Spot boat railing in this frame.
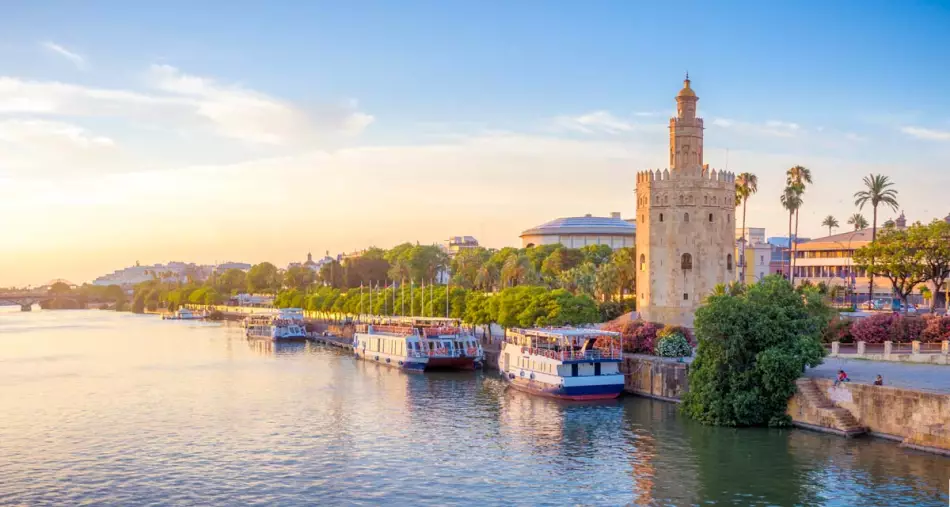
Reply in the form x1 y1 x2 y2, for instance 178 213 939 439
422 326 460 337
368 325 417 336
518 347 622 361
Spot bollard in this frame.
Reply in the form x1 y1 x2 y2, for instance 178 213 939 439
912 340 921 355
942 340 949 355
831 341 840 357
857 341 866 356
884 341 893 359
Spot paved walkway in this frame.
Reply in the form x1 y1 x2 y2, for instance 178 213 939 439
807 357 950 394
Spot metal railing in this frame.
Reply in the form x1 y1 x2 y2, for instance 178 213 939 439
518 347 622 361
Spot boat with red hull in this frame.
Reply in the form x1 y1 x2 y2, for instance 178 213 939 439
352 317 484 372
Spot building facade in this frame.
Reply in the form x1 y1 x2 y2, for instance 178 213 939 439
635 78 736 327
519 212 636 249
445 236 479 256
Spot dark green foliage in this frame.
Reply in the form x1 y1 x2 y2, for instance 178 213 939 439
681 275 826 427
654 333 692 358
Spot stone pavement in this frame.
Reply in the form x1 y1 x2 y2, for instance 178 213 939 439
806 356 950 394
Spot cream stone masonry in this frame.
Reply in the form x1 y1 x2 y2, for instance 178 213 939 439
635 77 736 327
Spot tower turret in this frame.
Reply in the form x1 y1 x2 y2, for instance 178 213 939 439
669 74 704 171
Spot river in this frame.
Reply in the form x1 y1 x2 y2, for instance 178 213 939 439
1 308 947 506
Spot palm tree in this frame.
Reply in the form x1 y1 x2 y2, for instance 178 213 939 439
735 172 758 281
854 174 899 303
786 165 812 285
821 215 839 236
475 264 498 293
847 213 869 231
781 185 803 283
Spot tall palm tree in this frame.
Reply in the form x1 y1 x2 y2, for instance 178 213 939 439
854 174 899 303
847 213 869 231
781 185 803 283
735 172 758 281
786 165 812 284
821 215 839 236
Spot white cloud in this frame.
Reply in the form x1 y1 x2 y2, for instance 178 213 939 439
43 42 86 70
0 119 125 177
0 66 374 148
712 117 801 137
553 110 644 134
901 126 950 141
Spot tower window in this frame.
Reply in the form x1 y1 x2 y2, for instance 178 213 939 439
684 213 689 222
660 213 664 222
640 254 646 271
727 254 733 271
683 293 689 300
681 253 692 270
709 213 713 222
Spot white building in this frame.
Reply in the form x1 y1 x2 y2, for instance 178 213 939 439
520 212 636 249
445 236 479 256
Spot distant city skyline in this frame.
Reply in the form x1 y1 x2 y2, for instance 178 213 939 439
2 1 949 286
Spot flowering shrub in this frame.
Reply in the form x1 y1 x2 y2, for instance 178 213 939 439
823 315 854 344
601 319 663 353
921 314 950 342
655 333 692 358
850 313 926 343
658 324 695 346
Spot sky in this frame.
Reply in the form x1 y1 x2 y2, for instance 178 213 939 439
1 1 950 286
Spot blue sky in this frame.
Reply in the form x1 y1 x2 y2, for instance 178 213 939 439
1 1 949 285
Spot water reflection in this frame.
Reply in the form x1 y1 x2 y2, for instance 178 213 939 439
0 309 947 506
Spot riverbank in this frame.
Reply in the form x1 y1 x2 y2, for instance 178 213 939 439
618 354 950 456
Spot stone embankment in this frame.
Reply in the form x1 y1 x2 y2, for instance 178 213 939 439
618 355 950 456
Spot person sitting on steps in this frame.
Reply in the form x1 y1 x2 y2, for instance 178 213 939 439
873 374 883 386
834 369 850 387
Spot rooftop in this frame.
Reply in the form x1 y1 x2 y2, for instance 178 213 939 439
520 214 636 237
796 228 879 251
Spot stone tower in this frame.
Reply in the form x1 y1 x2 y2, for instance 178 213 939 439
635 77 736 327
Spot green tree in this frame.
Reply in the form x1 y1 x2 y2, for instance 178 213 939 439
610 247 636 300
247 262 280 294
48 281 72 296
475 263 499 293
463 291 495 338
853 224 925 312
559 262 597 296
501 253 536 288
821 215 839 236
735 172 758 277
681 276 826 427
217 268 247 295
911 220 950 312
847 213 868 231
854 174 899 302
580 244 613 267
595 262 620 301
284 265 316 291
524 244 562 273
345 254 390 288
319 259 345 288
786 165 812 283
540 247 584 282
780 185 803 281
451 247 491 289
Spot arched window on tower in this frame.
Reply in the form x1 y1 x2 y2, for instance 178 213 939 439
639 254 646 271
704 195 708 205
684 213 689 222
660 213 664 222
681 253 692 270
709 213 713 222
727 254 733 271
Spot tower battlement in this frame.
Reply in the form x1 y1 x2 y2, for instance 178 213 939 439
634 77 737 328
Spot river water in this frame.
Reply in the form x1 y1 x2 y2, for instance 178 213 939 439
1 309 948 506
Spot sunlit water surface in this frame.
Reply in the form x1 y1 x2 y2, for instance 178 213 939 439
1 309 948 506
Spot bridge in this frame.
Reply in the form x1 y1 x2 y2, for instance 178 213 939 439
0 291 64 311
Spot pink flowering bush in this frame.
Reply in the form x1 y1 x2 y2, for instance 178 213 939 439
921 314 950 342
850 313 926 343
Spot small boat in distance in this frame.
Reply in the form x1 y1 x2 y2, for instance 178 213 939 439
499 328 624 401
245 308 308 342
162 308 206 320
352 317 484 371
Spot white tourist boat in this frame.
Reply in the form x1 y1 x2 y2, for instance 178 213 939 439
352 317 484 371
162 307 206 320
244 308 308 341
499 328 624 400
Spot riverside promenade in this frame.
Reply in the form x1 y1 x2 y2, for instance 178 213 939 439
807 357 950 393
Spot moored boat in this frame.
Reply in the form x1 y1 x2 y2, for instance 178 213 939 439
244 308 307 341
499 328 624 400
352 317 484 372
162 308 206 320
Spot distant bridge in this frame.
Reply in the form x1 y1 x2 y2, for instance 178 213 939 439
0 291 67 311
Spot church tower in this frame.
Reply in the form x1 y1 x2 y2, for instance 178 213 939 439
635 77 736 327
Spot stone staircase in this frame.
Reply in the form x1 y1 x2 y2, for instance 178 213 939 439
794 378 866 437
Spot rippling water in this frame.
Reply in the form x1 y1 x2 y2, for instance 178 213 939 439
1 308 948 506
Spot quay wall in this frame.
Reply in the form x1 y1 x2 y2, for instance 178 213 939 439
621 354 690 402
787 380 950 455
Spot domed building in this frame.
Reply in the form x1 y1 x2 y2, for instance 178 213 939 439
519 212 636 249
